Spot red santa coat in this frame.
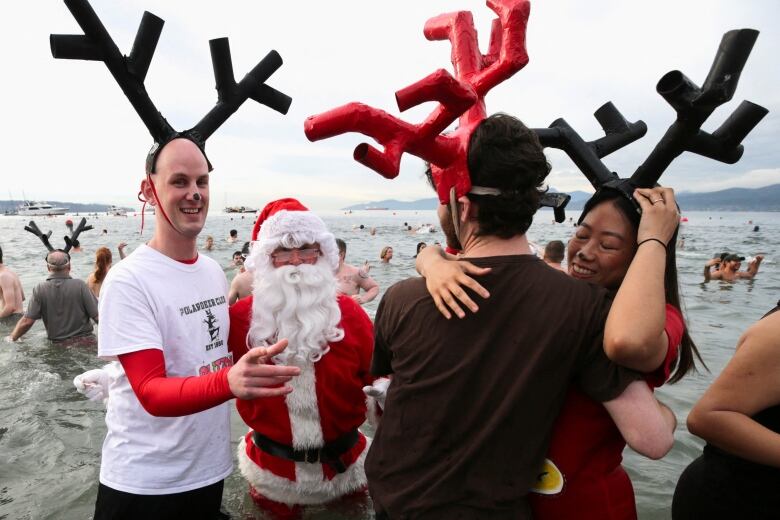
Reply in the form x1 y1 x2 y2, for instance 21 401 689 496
228 294 375 506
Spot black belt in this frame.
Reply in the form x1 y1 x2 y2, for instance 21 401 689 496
252 429 360 474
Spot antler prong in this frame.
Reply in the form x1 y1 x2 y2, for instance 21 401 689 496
192 47 291 141
127 12 164 82
533 102 646 189
49 34 101 61
24 221 55 252
630 29 767 187
63 217 93 253
51 0 174 143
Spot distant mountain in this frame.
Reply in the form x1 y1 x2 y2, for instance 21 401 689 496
674 184 780 211
0 200 132 214
343 198 439 211
342 185 780 211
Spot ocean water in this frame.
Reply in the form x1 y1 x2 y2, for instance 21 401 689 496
0 209 777 519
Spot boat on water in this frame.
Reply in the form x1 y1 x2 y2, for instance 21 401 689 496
224 206 257 214
107 205 128 216
17 201 68 216
365 207 388 210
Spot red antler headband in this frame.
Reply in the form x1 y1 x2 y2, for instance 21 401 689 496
304 0 530 205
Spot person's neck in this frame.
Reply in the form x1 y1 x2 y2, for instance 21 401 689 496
460 232 533 258
148 229 198 261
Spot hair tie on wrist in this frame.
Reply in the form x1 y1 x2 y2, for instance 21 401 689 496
637 237 667 250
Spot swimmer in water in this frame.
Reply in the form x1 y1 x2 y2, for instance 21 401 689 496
380 246 393 263
335 239 379 305
0 246 25 324
704 253 763 282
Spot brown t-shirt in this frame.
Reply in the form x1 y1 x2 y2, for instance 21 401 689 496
367 255 640 520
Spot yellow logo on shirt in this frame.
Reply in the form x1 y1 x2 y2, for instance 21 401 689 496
531 458 564 495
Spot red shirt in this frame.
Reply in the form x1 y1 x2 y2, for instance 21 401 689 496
529 304 685 520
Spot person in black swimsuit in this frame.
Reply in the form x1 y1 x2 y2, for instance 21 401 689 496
672 301 780 519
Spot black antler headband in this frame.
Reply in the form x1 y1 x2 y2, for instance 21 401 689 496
538 29 767 217
25 217 92 254
50 0 292 173
63 217 94 253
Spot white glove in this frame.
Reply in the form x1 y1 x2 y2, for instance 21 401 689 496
363 377 391 410
74 367 112 404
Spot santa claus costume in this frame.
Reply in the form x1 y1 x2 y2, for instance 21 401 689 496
228 199 376 517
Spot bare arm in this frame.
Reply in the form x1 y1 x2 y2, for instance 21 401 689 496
0 275 19 318
9 317 36 342
355 273 379 304
603 379 676 459
415 245 491 319
117 242 127 260
703 258 720 282
228 275 241 305
605 187 678 372
687 312 780 467
229 270 252 305
742 255 763 279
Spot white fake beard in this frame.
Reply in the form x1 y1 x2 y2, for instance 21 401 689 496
249 261 344 366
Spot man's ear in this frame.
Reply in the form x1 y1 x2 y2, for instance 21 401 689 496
457 196 473 223
140 177 157 206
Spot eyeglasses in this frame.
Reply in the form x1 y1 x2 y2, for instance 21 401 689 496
271 248 320 265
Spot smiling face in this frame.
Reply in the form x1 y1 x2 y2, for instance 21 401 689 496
146 138 210 240
567 201 637 290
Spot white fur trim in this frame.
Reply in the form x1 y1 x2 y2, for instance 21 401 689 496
285 361 324 449
248 210 339 274
237 434 370 506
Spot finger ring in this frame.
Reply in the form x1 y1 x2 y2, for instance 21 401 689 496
651 198 664 204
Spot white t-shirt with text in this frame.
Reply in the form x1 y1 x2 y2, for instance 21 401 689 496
97 245 233 494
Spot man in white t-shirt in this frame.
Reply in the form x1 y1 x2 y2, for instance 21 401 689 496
94 138 300 519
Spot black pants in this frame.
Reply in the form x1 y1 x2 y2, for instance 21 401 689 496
94 480 227 520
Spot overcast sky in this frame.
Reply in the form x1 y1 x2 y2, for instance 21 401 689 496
3 1 778 210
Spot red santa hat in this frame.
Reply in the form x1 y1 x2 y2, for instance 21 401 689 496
247 198 339 273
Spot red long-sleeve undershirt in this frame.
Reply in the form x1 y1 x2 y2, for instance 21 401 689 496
118 348 234 417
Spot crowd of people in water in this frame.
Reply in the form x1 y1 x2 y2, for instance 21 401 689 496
0 142 775 520
2 0 777 518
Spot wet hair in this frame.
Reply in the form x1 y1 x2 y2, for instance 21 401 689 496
241 241 250 256
232 250 243 259
416 242 427 255
544 240 565 263
229 229 237 237
93 247 113 284
336 238 347 255
0 245 3 264
578 189 705 383
380 246 392 260
465 114 551 238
